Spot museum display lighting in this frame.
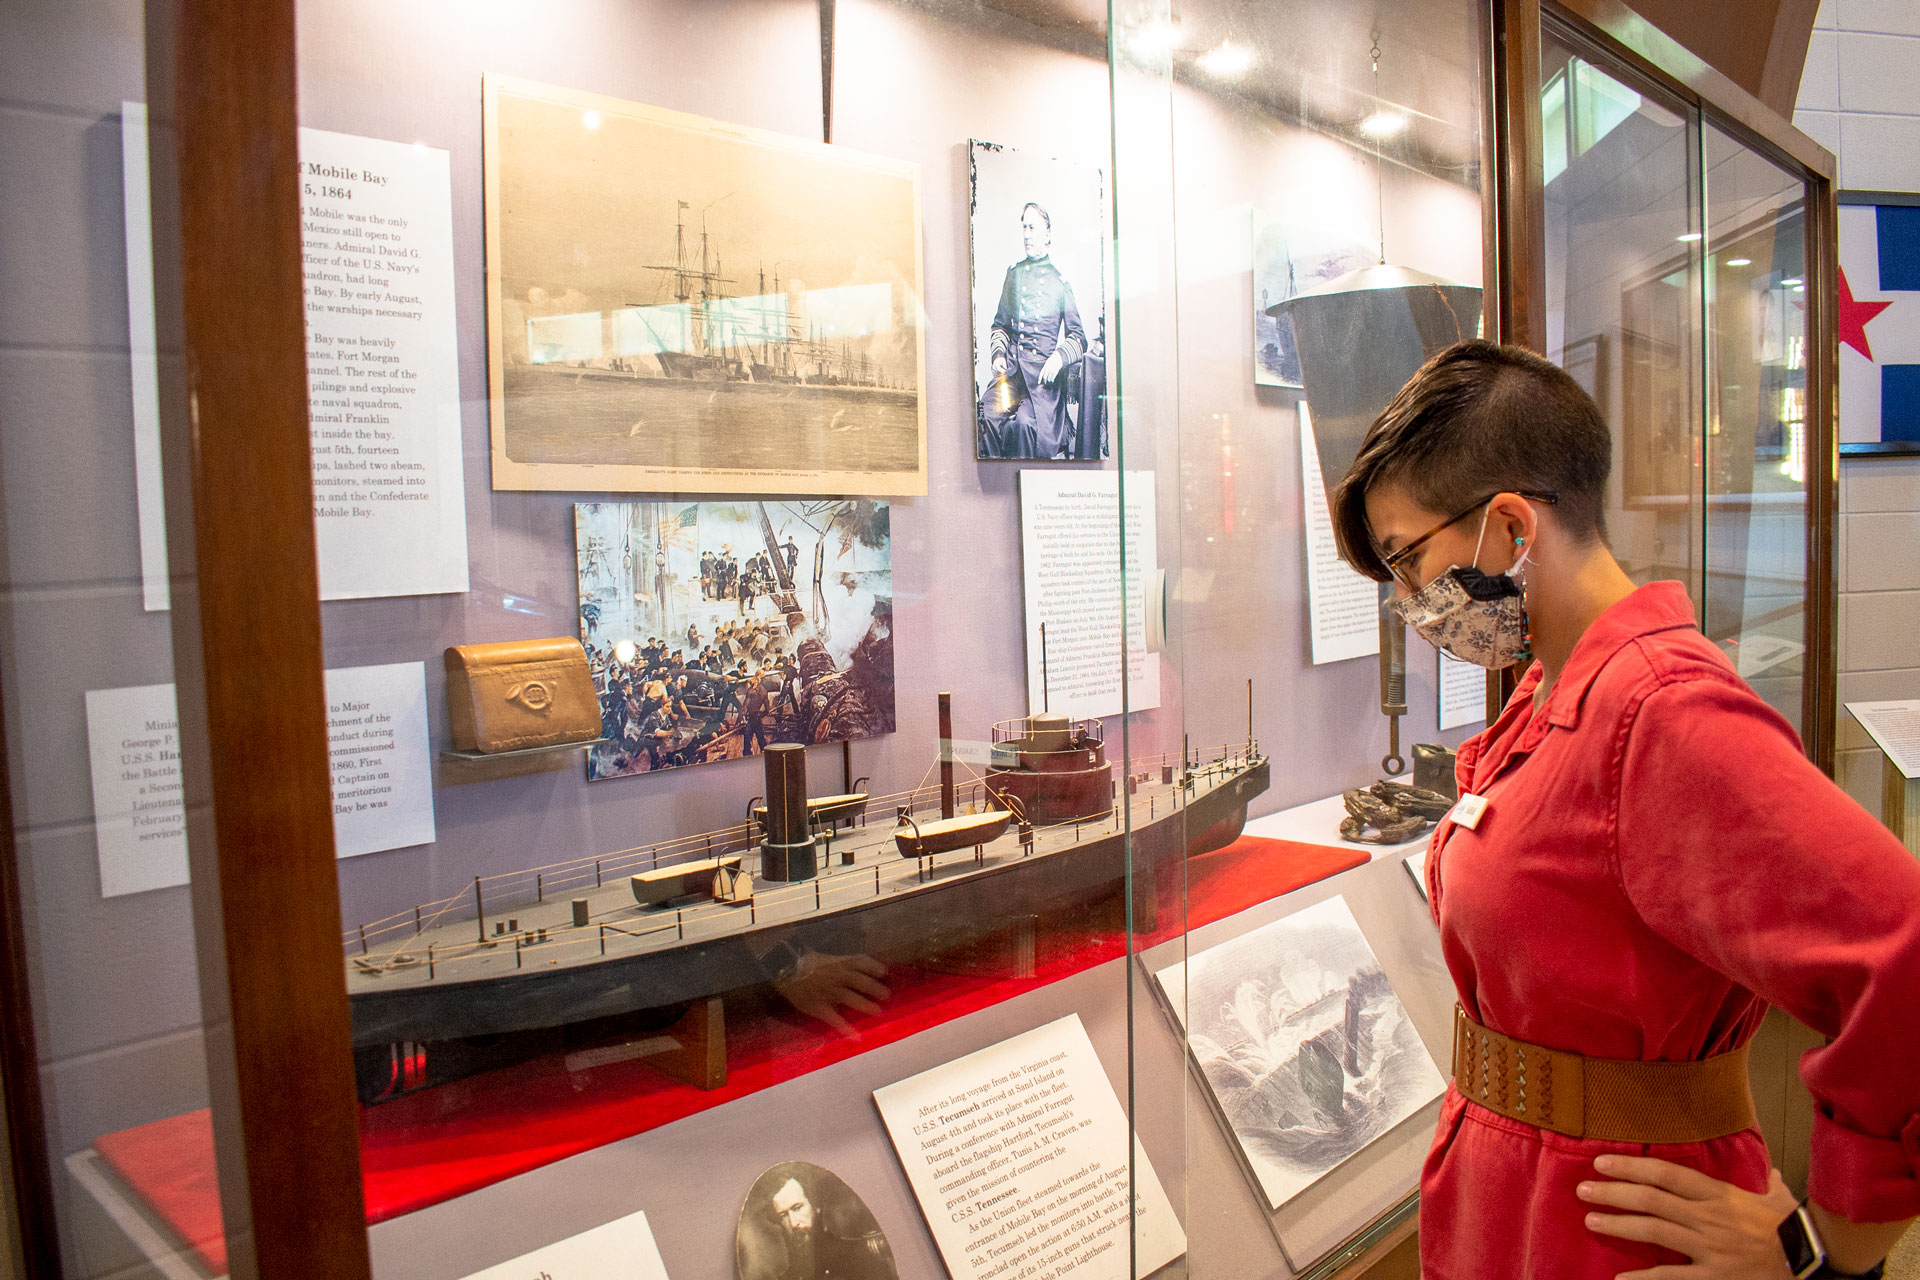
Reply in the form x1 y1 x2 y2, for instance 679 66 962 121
1198 40 1255 79
1782 276 1804 286
1124 15 1181 62
1676 231 1702 242
1358 109 1408 138
1726 256 1752 266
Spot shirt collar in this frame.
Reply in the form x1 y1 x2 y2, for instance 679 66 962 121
1540 580 1699 729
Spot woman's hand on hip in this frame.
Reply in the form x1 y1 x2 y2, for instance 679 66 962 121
1577 1153 1799 1279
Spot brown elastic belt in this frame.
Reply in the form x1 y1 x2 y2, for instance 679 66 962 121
1451 1007 1757 1143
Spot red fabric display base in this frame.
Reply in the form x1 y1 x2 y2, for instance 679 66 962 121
94 1108 229 1276
87 834 1368 1256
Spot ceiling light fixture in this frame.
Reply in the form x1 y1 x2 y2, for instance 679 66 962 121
1781 276 1804 286
1725 256 1752 266
581 109 602 130
1359 110 1408 138
1676 231 1702 242
1125 16 1181 61
1198 40 1255 79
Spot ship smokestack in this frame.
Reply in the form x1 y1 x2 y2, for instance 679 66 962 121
759 743 818 882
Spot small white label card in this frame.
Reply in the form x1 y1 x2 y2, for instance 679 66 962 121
874 1013 1185 1280
1845 700 1920 781
86 683 188 897
1438 651 1486 731
456 1209 671 1280
1449 792 1489 831
1300 403 1381 666
326 662 435 857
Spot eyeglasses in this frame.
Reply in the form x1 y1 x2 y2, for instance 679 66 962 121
1378 490 1559 590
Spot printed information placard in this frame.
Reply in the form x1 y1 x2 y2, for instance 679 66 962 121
1018 471 1160 719
85 683 187 898
1299 404 1380 665
873 1014 1184 1280
326 661 436 857
457 1209 670 1280
301 127 469 600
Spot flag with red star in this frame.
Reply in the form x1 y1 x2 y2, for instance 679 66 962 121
1839 202 1920 445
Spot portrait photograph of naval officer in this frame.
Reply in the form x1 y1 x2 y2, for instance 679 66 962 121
968 140 1109 461
735 1161 898 1280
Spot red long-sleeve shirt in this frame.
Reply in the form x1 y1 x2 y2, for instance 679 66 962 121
1418 581 1920 1279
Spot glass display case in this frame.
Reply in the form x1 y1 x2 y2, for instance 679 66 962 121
0 0 1836 1277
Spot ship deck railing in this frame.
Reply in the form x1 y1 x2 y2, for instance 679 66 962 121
341 740 1261 962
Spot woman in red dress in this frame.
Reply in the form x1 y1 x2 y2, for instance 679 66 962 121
1331 341 1920 1279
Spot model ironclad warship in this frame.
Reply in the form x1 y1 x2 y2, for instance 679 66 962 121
345 691 1268 1101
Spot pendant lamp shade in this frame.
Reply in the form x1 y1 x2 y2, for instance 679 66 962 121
1267 264 1483 493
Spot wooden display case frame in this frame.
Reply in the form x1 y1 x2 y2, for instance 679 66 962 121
0 0 1835 1276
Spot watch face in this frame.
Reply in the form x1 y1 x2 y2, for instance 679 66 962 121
1777 1207 1823 1278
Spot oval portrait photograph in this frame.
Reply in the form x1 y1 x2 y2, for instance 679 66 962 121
735 1160 898 1280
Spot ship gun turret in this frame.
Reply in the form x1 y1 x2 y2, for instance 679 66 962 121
984 713 1112 823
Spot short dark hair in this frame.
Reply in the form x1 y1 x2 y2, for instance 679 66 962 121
1020 201 1051 229
1330 340 1612 581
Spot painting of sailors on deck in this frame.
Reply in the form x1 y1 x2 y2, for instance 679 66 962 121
574 499 895 781
969 140 1109 460
485 76 926 496
1154 896 1445 1210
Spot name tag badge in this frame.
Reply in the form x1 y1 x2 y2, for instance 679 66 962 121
1450 793 1490 831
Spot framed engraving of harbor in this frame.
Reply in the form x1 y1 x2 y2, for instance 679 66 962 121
1154 895 1445 1211
484 76 927 495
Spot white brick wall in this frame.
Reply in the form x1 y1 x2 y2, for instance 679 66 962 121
1797 0 1920 190
1797 6 1920 819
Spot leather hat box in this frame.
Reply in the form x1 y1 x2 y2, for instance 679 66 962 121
444 638 601 753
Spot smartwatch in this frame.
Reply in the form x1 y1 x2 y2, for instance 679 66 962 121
1777 1203 1827 1279
1778 1203 1888 1279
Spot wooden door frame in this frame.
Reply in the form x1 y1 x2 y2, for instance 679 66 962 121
142 0 373 1274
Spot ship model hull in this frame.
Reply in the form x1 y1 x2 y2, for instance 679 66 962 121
348 754 1268 1055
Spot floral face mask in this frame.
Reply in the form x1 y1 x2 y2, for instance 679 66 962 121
1388 508 1534 669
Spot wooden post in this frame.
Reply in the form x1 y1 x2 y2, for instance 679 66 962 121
474 876 485 943
414 904 421 934
143 0 373 1269
1885 759 1919 856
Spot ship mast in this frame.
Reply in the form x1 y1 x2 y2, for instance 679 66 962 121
643 200 734 362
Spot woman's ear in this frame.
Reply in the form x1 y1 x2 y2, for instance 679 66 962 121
1484 492 1539 571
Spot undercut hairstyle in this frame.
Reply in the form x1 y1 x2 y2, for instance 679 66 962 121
1330 339 1613 582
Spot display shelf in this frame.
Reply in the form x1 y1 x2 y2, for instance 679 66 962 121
437 738 607 764
1243 780 1432 862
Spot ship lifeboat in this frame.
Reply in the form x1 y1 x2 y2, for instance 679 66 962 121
892 809 1012 864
